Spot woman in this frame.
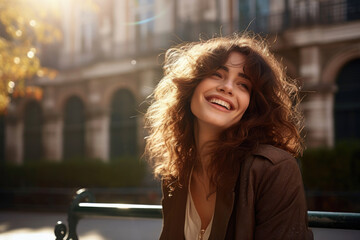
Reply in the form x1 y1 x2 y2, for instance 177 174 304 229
145 33 313 240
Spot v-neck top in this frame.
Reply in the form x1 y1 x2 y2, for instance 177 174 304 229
184 170 214 240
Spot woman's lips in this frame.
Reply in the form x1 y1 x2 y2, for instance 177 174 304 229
205 95 234 110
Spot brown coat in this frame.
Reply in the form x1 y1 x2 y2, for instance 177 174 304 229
159 144 314 240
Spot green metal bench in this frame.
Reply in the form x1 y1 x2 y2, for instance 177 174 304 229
54 188 360 240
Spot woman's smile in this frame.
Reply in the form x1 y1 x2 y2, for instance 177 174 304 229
206 95 233 111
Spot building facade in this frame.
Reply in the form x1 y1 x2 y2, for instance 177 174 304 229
263 0 360 147
4 0 360 164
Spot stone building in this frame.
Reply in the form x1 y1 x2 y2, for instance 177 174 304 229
4 0 360 164
260 0 360 147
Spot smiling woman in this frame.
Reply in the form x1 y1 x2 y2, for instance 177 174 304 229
190 52 251 133
145 33 313 240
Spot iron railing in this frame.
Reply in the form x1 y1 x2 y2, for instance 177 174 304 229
54 188 360 240
241 0 360 33
44 1 360 70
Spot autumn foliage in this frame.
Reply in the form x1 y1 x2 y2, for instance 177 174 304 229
0 0 63 113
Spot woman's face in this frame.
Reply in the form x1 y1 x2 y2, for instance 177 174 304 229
190 51 251 132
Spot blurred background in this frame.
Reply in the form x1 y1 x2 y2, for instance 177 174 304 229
0 0 359 236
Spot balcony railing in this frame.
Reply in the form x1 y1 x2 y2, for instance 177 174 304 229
42 1 360 70
244 0 360 33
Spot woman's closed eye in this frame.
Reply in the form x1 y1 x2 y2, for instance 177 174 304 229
212 72 223 78
237 81 250 91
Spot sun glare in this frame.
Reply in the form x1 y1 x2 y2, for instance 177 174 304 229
27 50 35 59
15 30 22 37
124 0 173 26
13 57 20 64
29 20 37 27
8 81 15 89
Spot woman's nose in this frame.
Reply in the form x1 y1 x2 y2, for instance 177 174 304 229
217 79 233 95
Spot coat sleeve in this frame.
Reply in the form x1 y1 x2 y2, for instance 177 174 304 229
253 157 314 240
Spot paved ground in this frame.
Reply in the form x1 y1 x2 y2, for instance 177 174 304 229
1 211 359 239
0 211 162 240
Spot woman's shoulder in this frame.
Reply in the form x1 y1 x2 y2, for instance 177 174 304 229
251 144 298 166
247 144 305 203
247 144 301 179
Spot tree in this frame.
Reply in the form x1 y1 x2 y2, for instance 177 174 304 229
0 0 63 113
0 0 97 113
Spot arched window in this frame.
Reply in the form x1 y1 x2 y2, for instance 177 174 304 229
24 101 43 161
109 89 137 159
334 58 360 142
63 96 85 160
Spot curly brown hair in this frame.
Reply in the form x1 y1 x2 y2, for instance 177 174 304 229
145 33 304 187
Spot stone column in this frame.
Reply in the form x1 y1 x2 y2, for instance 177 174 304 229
5 113 23 164
42 86 63 161
301 93 329 147
85 79 109 161
43 113 63 161
85 108 109 162
300 46 321 85
300 46 334 147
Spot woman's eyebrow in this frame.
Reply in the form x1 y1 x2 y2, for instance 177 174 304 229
239 72 250 80
219 66 250 80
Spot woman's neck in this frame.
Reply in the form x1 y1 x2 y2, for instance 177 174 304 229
193 120 221 175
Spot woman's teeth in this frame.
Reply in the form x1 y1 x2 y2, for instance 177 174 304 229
209 98 230 110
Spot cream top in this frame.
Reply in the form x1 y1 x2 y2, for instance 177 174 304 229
184 171 214 240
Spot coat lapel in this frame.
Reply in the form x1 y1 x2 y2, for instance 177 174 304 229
160 179 188 239
209 164 240 240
